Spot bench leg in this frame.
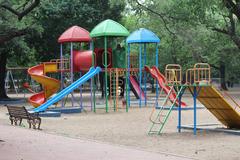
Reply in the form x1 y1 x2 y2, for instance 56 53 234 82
9 116 14 125
27 119 32 129
13 118 21 126
32 121 36 129
36 118 41 130
29 119 37 129
28 119 41 130
14 118 18 125
19 118 22 126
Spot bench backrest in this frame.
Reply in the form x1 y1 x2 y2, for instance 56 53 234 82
6 106 30 119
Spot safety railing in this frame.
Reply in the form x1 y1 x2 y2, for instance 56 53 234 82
49 59 70 72
165 64 182 85
186 63 211 85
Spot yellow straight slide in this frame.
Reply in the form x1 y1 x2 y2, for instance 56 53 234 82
189 86 240 129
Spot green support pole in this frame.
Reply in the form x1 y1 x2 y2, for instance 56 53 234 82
92 42 96 112
104 36 108 112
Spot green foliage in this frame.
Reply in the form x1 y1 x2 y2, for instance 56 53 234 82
126 0 240 82
0 0 42 67
27 0 126 62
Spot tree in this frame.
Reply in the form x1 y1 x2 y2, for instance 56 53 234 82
128 0 240 89
0 0 41 99
0 0 126 99
27 0 126 62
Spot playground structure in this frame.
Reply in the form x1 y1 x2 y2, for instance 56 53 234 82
126 28 160 108
24 21 189 116
148 63 240 135
28 62 61 107
4 18 238 136
27 20 150 113
27 25 97 113
90 19 130 113
2 20 237 134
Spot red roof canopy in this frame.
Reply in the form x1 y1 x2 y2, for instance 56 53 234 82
58 26 91 43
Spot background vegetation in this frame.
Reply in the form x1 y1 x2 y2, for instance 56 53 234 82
0 0 240 99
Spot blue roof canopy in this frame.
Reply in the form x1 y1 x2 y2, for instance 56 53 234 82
126 28 160 44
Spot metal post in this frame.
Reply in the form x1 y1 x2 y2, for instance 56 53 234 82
155 43 159 108
124 43 130 112
70 42 74 107
79 72 83 110
139 43 142 107
127 43 130 109
90 42 93 111
144 43 147 106
79 43 83 110
193 86 197 135
178 92 182 133
104 36 108 112
91 41 96 112
113 69 116 112
60 44 64 108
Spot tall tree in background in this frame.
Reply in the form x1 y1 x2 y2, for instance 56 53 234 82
129 0 240 89
28 0 125 62
0 0 40 99
0 0 125 99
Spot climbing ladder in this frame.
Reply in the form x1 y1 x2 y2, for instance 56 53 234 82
148 85 185 135
148 64 185 135
109 68 125 111
109 69 118 111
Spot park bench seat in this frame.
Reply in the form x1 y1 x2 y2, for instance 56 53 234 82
6 105 41 129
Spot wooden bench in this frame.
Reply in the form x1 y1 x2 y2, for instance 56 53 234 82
6 105 41 129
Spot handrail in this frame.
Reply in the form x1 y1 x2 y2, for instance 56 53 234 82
165 64 182 84
186 63 211 85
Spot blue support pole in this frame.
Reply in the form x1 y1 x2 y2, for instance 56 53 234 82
178 92 182 133
193 86 197 135
144 43 147 106
127 44 131 107
139 43 142 107
60 44 64 108
155 43 159 108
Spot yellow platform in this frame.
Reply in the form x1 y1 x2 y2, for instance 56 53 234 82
189 86 240 129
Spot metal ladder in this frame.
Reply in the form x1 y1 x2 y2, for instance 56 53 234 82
148 85 185 135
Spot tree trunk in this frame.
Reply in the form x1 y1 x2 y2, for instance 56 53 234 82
219 61 227 90
0 51 9 99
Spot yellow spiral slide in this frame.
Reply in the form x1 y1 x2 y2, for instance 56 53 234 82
28 62 60 107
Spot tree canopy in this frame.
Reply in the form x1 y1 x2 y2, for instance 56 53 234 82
126 0 240 88
0 0 240 99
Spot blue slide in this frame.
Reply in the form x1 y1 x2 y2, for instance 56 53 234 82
34 67 101 112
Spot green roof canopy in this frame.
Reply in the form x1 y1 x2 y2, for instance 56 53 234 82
90 19 130 37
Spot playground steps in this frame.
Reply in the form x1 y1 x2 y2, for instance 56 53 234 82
148 86 185 135
189 86 240 129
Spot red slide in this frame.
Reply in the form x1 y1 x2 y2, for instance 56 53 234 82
129 76 146 100
144 66 187 107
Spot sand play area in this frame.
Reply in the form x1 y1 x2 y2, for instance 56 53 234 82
0 89 240 160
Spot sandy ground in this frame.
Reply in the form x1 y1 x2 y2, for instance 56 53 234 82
0 88 240 160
